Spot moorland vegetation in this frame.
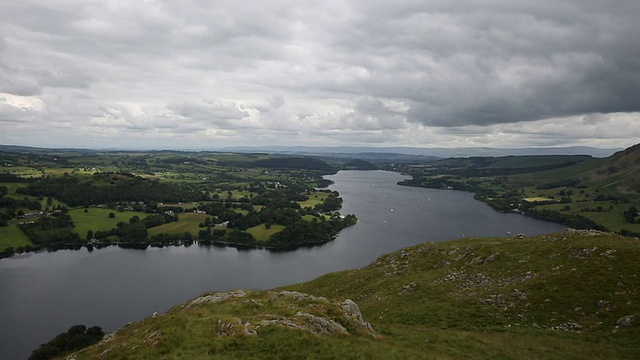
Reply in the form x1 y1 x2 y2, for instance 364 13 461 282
58 230 640 359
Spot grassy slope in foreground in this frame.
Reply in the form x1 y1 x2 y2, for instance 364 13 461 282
66 231 639 359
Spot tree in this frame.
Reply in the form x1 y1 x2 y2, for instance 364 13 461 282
108 212 115 219
623 206 638 224
28 324 104 360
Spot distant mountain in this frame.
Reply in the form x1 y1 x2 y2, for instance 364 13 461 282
1 144 621 159
252 156 337 172
221 145 619 158
591 143 640 193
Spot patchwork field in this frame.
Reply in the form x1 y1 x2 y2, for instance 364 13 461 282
148 212 212 237
298 191 330 208
246 223 286 242
69 208 149 238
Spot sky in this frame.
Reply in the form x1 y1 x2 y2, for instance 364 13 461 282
1 0 639 150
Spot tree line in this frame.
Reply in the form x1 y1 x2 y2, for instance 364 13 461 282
16 173 205 207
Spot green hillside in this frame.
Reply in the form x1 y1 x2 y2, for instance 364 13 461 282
590 143 640 194
62 231 639 359
398 143 640 235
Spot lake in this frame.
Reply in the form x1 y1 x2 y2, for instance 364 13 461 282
0 170 565 359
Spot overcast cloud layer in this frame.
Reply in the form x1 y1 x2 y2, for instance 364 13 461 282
1 0 639 150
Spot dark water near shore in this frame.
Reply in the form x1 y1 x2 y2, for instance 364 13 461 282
0 171 565 359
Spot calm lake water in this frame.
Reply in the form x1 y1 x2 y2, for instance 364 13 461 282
0 171 565 359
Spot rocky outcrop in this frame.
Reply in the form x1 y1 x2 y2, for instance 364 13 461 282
263 292 375 337
616 315 635 328
341 299 375 335
564 228 606 236
183 289 247 309
181 290 375 338
216 318 258 337
551 322 583 331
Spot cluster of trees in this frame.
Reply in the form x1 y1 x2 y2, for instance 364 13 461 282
252 157 337 172
526 209 607 231
232 208 302 230
197 215 358 250
197 228 257 246
0 172 25 182
149 231 194 244
400 176 479 193
17 173 205 207
92 213 179 243
314 192 343 212
251 187 308 207
18 213 82 246
268 215 357 249
623 206 638 224
29 325 104 360
0 185 44 226
193 186 355 249
196 187 344 229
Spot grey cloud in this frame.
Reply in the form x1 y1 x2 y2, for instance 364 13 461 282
165 99 249 127
0 75 42 97
1 0 639 149
269 95 285 109
334 1 640 127
341 96 407 130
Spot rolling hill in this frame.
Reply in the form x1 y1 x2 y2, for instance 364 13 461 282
591 143 640 194
60 230 639 359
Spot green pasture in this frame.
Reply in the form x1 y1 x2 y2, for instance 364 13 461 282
147 212 211 237
538 201 640 232
0 182 23 194
153 171 208 183
208 189 255 200
0 182 65 210
519 186 596 202
0 225 31 251
159 202 199 210
228 190 252 199
246 223 285 242
69 208 149 238
298 191 329 208
42 168 75 177
1 166 43 178
302 214 329 222
73 168 100 175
